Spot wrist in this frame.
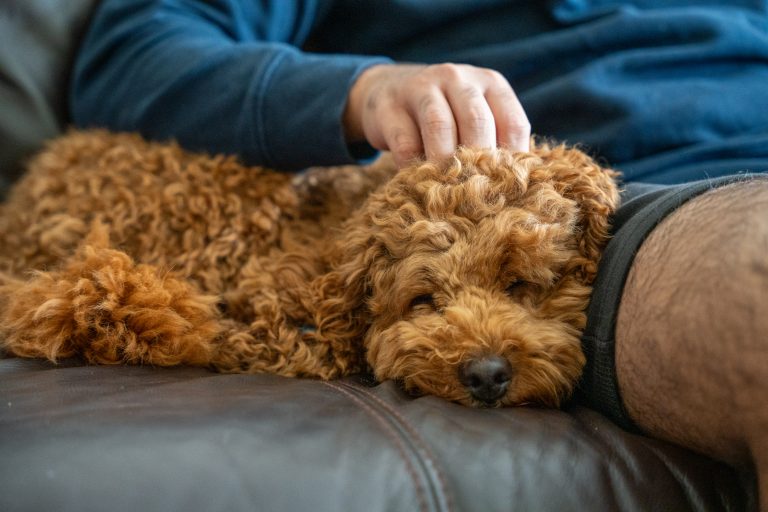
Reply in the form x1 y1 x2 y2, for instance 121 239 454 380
343 64 389 143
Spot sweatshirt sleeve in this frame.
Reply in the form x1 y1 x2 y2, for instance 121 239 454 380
70 0 391 170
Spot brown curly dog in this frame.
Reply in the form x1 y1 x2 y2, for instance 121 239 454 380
0 130 618 407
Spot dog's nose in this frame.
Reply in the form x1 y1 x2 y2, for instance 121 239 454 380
459 355 512 404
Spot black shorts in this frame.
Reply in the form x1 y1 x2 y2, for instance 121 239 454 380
576 173 767 431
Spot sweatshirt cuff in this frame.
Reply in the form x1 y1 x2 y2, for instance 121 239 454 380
250 47 391 170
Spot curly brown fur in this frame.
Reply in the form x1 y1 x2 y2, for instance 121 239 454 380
0 130 618 407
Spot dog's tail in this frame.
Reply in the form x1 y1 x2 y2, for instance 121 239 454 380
0 221 221 367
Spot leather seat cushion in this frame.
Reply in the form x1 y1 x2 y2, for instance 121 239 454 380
0 358 750 512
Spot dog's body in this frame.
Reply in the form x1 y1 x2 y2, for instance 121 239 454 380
0 131 619 407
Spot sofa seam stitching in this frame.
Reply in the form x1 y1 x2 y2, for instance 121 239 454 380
342 383 454 512
321 380 430 512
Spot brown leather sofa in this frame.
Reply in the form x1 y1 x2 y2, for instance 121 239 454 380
0 1 755 510
0 358 752 511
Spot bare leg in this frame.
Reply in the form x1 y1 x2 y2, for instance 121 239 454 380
616 180 768 509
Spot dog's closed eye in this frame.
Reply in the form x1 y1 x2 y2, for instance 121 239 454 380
504 280 528 298
409 294 437 313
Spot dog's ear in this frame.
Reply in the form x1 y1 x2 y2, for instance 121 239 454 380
531 142 620 283
308 206 386 360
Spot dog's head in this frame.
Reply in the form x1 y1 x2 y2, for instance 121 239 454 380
313 144 619 407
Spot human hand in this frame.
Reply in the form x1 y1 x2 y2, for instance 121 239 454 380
343 63 530 168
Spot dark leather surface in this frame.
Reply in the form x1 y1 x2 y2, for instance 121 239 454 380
0 358 750 512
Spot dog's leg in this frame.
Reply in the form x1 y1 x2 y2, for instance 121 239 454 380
210 319 357 379
212 319 348 380
0 223 221 367
208 253 365 379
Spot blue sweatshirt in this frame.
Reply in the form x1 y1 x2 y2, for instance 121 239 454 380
72 0 768 182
